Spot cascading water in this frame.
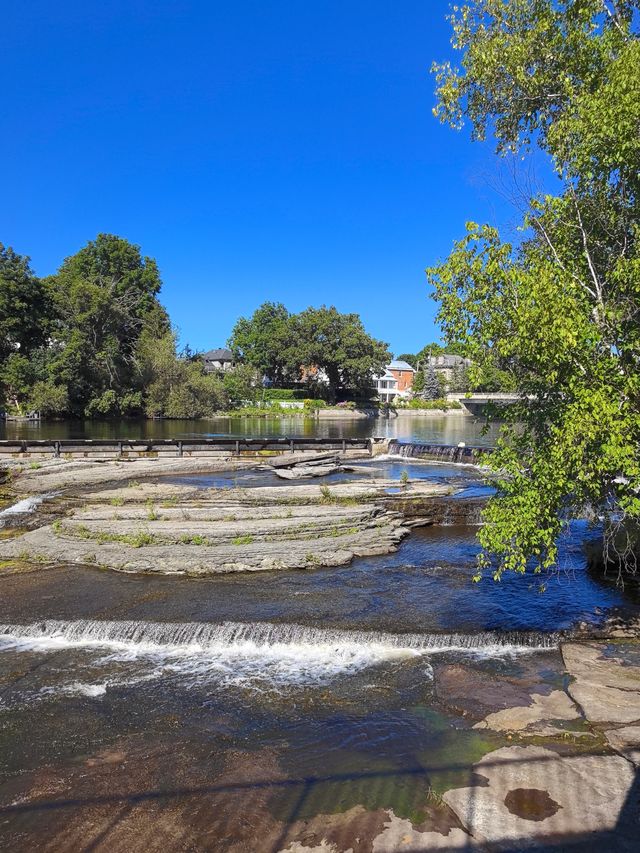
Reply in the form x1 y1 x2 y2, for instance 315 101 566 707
387 440 482 464
0 619 561 695
0 492 59 526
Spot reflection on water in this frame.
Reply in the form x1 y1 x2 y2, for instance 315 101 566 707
0 414 502 445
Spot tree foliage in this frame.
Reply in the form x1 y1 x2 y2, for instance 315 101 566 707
429 0 640 581
140 330 226 418
45 233 170 415
423 364 442 400
229 302 390 400
0 234 176 417
228 302 295 386
0 244 50 364
293 306 390 400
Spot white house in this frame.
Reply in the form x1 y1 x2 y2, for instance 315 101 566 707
202 348 236 373
373 360 415 403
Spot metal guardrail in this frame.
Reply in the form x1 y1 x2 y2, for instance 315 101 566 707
0 437 372 457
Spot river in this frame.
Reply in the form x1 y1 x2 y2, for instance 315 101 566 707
0 413 502 446
0 442 638 850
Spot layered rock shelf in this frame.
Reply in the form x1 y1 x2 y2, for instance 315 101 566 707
0 458 455 574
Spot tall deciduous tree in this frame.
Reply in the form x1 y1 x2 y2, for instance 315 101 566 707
45 234 170 415
0 244 50 361
293 306 390 401
429 0 640 581
228 302 295 385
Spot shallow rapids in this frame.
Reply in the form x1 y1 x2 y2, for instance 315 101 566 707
0 619 560 695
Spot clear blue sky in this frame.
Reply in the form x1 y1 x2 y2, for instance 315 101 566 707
3 0 520 356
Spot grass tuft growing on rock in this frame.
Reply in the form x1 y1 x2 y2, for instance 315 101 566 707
232 534 254 545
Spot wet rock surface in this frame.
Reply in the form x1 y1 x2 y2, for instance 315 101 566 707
563 642 640 724
442 745 637 850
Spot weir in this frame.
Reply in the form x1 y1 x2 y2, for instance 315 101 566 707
0 436 373 460
387 439 485 463
0 619 560 653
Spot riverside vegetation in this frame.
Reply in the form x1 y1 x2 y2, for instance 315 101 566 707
430 0 640 583
0 239 393 419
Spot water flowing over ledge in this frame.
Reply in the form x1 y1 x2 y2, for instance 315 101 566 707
387 440 484 463
0 492 58 525
0 620 561 691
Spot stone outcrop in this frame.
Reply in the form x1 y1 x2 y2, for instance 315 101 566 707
0 461 459 574
562 642 640 724
473 689 581 736
442 745 637 850
269 452 343 479
603 725 640 766
1 457 255 494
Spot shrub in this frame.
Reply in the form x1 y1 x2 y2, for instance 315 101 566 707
407 398 462 411
263 388 308 401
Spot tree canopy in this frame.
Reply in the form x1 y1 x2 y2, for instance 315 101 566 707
0 244 50 363
0 234 208 418
229 302 390 400
429 0 640 581
228 302 295 386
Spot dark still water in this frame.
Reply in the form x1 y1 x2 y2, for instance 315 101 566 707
0 413 501 445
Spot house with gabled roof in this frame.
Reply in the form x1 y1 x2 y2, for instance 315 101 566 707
373 359 415 403
202 348 236 373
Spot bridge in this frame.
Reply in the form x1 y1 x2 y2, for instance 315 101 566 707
447 393 521 417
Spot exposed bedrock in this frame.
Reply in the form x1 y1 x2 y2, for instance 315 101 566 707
380 494 485 527
0 457 488 575
1 477 458 574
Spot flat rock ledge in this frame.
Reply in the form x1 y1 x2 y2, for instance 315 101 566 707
1 456 255 494
0 475 458 574
441 745 637 850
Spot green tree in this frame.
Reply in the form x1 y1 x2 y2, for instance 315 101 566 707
429 0 640 581
45 233 169 415
423 363 442 400
293 306 390 401
396 353 418 368
223 364 259 406
140 330 226 418
0 243 50 362
28 381 69 417
412 369 425 396
228 302 295 385
1 354 35 415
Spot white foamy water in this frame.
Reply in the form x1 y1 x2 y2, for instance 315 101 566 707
0 492 59 525
0 620 559 692
41 681 108 698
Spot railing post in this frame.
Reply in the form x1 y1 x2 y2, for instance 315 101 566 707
178 440 183 457
54 441 60 459
235 440 240 456
290 439 294 454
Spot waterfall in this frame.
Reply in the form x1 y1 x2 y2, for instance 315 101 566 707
0 620 560 692
0 619 559 654
387 441 483 464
